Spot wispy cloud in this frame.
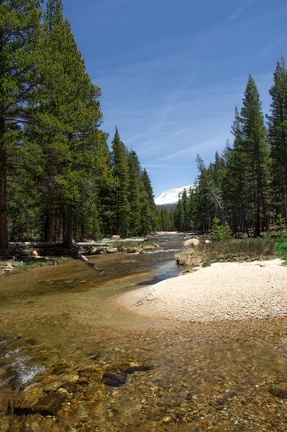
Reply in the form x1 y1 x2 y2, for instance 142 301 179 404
225 0 254 24
66 0 287 196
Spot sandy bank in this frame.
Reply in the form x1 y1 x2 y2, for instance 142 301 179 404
118 259 287 323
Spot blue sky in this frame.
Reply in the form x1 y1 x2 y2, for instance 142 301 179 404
63 0 287 198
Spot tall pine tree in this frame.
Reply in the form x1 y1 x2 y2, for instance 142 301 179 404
0 0 42 250
111 128 130 236
240 75 270 236
128 150 142 235
34 0 103 246
140 168 157 234
267 56 287 220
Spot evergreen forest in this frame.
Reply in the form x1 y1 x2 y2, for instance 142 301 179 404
3 1 287 248
0 0 158 251
172 59 287 237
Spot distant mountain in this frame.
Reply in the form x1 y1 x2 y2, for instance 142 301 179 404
154 185 193 206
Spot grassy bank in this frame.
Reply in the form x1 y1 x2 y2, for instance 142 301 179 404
176 237 287 268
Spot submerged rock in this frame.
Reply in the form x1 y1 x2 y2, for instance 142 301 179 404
10 383 68 416
101 371 127 387
101 364 154 387
124 365 154 374
269 387 287 399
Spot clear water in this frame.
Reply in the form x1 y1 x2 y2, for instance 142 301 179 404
0 233 287 431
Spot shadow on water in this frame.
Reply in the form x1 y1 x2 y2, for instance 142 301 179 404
136 259 182 286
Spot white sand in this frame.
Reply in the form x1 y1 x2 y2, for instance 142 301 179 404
118 259 287 323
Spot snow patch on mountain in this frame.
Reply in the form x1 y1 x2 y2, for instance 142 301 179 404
155 185 193 205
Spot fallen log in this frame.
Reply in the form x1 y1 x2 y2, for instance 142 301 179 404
73 242 108 247
9 242 64 248
71 245 103 272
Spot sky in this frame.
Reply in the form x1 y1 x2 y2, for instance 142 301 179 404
62 0 287 198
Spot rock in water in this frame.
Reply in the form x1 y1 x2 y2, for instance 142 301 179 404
101 372 127 387
124 365 154 374
269 387 287 399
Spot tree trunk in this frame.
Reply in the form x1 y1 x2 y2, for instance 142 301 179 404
254 202 261 237
45 207 55 242
0 121 8 252
62 206 73 248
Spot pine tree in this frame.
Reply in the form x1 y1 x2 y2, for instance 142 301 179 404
223 109 251 235
140 169 157 234
34 0 103 246
128 150 142 235
72 129 111 240
240 75 270 236
175 189 192 231
156 208 175 231
0 0 42 250
195 155 218 232
175 199 185 231
45 0 63 29
267 56 287 220
111 128 130 236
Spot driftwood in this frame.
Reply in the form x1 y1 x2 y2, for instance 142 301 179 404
71 245 104 272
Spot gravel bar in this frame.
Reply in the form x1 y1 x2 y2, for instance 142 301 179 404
119 259 287 322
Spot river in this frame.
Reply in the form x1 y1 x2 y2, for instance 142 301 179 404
0 233 287 431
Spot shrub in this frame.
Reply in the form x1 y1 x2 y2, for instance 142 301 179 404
211 218 232 242
276 214 287 241
275 238 287 263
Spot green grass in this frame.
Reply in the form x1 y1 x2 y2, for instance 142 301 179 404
176 237 278 267
114 241 156 250
275 239 287 264
1 256 71 274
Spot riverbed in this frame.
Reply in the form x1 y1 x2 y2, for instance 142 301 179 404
0 233 287 431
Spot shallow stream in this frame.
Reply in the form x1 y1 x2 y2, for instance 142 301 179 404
0 233 287 431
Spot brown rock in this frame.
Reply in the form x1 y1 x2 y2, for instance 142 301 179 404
269 387 287 399
127 247 141 253
101 371 127 387
12 389 67 416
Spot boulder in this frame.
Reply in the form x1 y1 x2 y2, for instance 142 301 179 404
126 247 141 253
182 238 200 247
106 247 118 254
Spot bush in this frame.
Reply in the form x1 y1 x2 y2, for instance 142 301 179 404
211 218 232 241
275 238 287 263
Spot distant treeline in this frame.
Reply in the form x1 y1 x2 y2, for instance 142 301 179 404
159 58 287 236
0 0 157 249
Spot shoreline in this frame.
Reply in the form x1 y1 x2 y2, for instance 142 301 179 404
118 259 287 323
